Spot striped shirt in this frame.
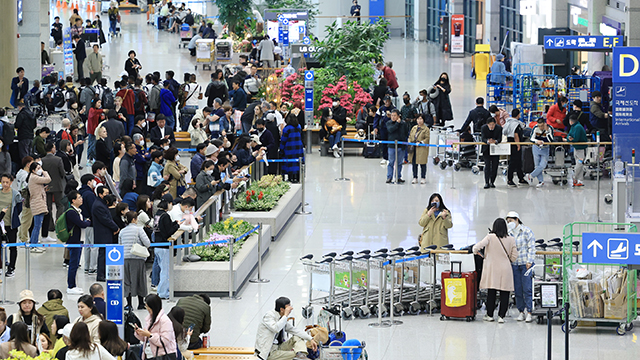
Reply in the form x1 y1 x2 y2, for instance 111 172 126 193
509 224 536 265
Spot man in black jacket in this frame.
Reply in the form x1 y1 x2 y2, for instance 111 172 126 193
72 35 86 81
386 109 409 184
457 97 492 133
79 174 98 275
331 98 348 133
481 116 503 189
563 100 594 133
66 190 91 295
150 114 175 146
14 101 36 160
41 142 67 239
92 186 119 282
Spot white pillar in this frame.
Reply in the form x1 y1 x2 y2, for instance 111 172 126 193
626 0 640 46
0 2 18 108
414 0 427 41
485 0 500 50
40 0 50 45
587 0 606 74
18 0 42 83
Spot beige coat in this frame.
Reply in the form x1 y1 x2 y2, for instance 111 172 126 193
28 171 51 216
418 209 453 251
473 234 518 291
408 125 430 164
164 160 187 198
74 314 102 344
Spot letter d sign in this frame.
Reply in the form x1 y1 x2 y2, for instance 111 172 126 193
621 54 639 77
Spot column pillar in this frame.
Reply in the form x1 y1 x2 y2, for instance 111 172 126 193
0 4 18 108
587 0 607 74
551 0 569 29
18 0 42 83
414 0 427 41
40 0 50 45
485 0 500 50
626 0 640 46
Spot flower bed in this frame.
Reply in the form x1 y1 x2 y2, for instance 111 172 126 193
191 218 257 261
233 175 291 211
8 351 54 360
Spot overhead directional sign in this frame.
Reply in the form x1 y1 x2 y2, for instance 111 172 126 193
582 232 640 265
543 35 622 50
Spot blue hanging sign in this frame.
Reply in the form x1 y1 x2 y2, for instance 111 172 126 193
582 232 640 265
106 245 124 325
543 35 622 50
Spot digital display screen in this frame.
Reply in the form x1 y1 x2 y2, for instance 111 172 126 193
267 20 306 45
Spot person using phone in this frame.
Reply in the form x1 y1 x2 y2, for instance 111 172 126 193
418 193 453 253
175 294 211 350
255 297 316 360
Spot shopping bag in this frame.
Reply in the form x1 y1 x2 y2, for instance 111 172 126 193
490 143 511 155
444 277 467 307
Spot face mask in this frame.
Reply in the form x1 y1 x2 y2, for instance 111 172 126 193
332 102 339 107
507 221 517 231
205 170 213 175
403 99 410 105
419 95 424 101
36 169 43 176
37 160 42 165
138 140 145 146
141 121 147 127
175 155 181 162
431 201 440 209
163 145 169 150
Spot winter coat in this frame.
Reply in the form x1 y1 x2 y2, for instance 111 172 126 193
41 153 67 193
472 233 518 291
91 197 119 245
433 82 453 121
254 310 312 360
189 153 205 181
74 314 102 344
408 124 430 164
187 121 208 146
37 299 70 331
135 309 177 360
205 80 229 106
164 160 186 198
418 208 453 250
175 295 211 349
279 125 304 174
195 170 220 209
119 223 151 260
546 103 567 130
28 171 51 216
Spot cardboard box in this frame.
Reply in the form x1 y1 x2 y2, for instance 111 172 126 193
603 292 627 320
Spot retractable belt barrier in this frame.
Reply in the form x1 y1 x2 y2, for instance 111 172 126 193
341 138 452 147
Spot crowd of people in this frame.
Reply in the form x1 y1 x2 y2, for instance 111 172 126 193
0 287 213 360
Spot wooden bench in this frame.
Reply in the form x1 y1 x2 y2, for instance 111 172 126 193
192 347 255 355
175 131 192 148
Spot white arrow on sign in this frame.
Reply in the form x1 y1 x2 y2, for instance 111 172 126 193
546 38 554 47
587 239 603 257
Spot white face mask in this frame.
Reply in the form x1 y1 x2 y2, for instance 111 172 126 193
37 160 42 165
205 169 213 175
138 140 145 146
0 142 4 148
507 221 517 231
332 102 339 107
36 169 43 176
175 155 180 162
141 121 147 127
163 145 169 150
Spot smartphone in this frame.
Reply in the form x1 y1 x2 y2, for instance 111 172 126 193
128 323 137 329
187 324 195 332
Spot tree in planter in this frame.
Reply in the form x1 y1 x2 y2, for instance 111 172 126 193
314 19 389 89
216 0 254 35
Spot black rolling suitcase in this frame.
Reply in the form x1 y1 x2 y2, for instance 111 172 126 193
522 146 535 174
363 125 380 158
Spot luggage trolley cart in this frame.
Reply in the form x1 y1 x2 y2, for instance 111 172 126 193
562 222 638 335
215 39 234 67
565 75 601 112
486 73 513 111
439 132 462 171
320 342 367 360
431 126 455 167
179 23 193 48
195 39 215 71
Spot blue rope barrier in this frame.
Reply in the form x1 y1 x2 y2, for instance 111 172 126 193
382 253 431 266
259 159 301 163
341 137 453 148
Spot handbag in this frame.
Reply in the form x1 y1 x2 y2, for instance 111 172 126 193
131 243 150 258
147 336 177 360
496 236 512 263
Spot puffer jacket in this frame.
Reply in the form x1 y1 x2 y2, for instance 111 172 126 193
37 299 69 331
254 310 312 360
119 223 151 260
135 309 177 360
28 171 51 216
74 314 102 344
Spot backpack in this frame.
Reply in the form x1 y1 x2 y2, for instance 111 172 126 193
177 83 188 108
124 309 142 344
133 89 147 114
2 121 15 149
55 208 74 243
102 88 115 109
53 88 66 108
64 87 78 104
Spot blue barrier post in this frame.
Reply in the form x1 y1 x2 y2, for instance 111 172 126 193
169 239 176 302
249 223 269 284
394 140 399 183
25 245 31 290
335 138 350 182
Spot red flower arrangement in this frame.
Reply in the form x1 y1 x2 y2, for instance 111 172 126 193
245 190 264 204
280 72 305 104
318 76 373 116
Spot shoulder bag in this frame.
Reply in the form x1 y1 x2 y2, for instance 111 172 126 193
147 336 177 360
496 235 512 263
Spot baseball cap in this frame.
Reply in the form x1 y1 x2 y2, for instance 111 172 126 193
60 323 73 338
506 211 519 219
250 134 262 145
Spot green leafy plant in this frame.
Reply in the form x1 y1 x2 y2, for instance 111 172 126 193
314 19 389 88
216 0 254 35
234 175 291 211
191 217 257 261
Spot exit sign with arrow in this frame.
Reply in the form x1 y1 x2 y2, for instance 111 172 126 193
581 232 640 265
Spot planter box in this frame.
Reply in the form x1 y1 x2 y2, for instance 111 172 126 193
174 225 272 297
230 184 301 240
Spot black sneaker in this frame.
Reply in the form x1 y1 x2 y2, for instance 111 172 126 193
397 179 405 184
484 184 491 189
507 181 517 187
386 179 393 184
518 179 529 185
5 269 15 278
490 183 496 188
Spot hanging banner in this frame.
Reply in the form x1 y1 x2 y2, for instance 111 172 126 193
63 27 74 78
451 14 464 54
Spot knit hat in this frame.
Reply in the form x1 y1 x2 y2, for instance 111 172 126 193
205 144 218 156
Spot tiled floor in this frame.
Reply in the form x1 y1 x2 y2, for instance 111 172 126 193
12 6 634 360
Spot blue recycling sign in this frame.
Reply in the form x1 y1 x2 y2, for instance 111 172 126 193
581 232 640 265
543 35 622 50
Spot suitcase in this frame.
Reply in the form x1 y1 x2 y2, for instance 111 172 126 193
363 125 380 158
522 145 535 174
440 261 477 321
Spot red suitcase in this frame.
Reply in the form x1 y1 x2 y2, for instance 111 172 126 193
440 261 478 321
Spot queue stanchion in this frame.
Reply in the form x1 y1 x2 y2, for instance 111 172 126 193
335 138 350 181
296 158 311 215
388 257 402 325
450 144 455 189
0 242 13 305
222 236 241 300
25 244 31 290
394 140 399 183
596 134 601 222
169 239 176 303
249 223 269 283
